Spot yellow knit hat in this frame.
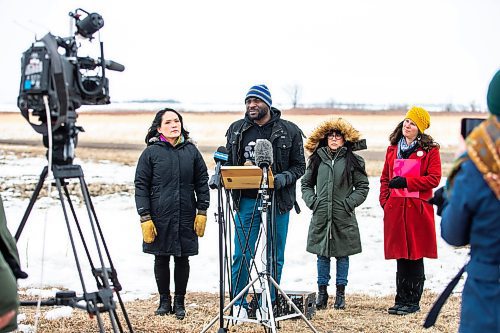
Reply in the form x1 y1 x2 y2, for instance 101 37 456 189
405 106 430 133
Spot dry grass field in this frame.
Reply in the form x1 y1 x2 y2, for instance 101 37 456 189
1 109 470 332
0 109 487 176
17 291 461 333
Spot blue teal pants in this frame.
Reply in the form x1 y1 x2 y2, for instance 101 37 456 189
317 255 349 286
231 197 290 308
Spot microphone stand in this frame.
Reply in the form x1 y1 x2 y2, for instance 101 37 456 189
211 163 228 333
202 161 318 333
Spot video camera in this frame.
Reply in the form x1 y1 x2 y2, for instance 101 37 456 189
17 8 124 165
460 118 484 139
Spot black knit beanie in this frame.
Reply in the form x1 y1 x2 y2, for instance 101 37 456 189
487 70 500 115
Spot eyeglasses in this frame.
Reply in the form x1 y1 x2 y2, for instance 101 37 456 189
327 133 343 139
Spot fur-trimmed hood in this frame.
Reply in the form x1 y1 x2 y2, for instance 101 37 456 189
305 118 365 154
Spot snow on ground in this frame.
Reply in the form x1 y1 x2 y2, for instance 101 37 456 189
1 155 468 303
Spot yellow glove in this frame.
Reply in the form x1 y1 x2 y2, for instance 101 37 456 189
194 212 207 237
140 216 157 243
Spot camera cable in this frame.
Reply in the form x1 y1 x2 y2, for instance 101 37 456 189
32 95 54 332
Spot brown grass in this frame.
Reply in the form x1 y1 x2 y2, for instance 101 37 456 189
1 109 480 176
18 291 461 333
6 110 465 332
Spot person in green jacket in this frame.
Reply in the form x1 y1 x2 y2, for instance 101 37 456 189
301 118 369 310
0 196 27 332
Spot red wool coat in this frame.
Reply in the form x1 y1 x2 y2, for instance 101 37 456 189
379 145 441 260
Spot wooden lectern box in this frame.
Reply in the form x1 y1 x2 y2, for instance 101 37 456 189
220 166 274 189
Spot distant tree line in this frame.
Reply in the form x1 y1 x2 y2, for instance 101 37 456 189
283 84 486 112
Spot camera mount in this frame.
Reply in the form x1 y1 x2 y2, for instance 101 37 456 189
14 9 132 333
17 8 124 165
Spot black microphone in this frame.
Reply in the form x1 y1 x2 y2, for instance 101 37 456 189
104 60 125 72
254 139 273 169
209 146 229 189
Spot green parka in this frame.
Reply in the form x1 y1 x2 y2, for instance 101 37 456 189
0 197 19 333
301 118 369 258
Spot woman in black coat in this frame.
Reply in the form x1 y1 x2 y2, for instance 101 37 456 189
134 108 210 319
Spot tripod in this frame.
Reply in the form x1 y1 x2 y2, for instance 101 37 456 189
201 166 318 333
15 163 134 333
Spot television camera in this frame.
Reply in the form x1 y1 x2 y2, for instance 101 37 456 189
14 9 133 333
17 8 124 165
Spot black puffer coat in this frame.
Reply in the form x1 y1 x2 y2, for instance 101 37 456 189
134 138 210 256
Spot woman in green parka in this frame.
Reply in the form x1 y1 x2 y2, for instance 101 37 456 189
301 118 369 310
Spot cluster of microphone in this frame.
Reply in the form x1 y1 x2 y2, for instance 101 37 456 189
208 146 229 189
208 139 273 189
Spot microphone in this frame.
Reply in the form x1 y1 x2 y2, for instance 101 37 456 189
209 146 229 190
254 139 273 169
104 60 125 72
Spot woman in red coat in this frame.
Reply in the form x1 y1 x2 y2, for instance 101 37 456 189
379 106 441 315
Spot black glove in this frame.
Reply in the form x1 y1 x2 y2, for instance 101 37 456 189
273 173 287 190
428 186 447 216
388 176 407 189
6 257 28 279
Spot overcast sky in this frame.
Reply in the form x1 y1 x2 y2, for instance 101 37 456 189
1 0 499 109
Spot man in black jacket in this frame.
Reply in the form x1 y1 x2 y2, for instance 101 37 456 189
225 84 305 318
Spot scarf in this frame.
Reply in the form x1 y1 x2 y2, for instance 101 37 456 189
397 136 419 159
159 134 185 146
465 115 500 199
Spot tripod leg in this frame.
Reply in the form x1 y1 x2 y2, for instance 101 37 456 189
61 185 100 285
262 277 277 333
268 277 319 333
216 187 226 331
78 176 111 285
33 164 133 333
114 291 134 333
201 275 262 333
76 176 123 333
94 309 107 333
15 166 49 241
78 175 134 332
55 177 89 294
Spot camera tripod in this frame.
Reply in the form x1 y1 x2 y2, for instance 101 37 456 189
201 166 318 333
15 163 134 333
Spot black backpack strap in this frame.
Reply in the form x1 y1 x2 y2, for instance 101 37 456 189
423 264 466 328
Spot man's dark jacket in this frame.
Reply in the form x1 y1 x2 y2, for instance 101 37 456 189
225 108 306 213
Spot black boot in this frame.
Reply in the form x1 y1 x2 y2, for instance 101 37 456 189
388 273 404 314
334 285 345 310
155 294 172 316
316 285 329 310
396 275 425 315
173 295 186 320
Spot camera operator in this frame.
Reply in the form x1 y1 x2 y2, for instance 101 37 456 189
439 70 500 333
0 196 28 333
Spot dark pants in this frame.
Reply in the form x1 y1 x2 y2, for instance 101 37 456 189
395 258 425 306
397 258 424 278
154 255 190 296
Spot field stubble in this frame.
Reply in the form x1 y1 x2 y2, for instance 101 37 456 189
1 110 482 176
4 110 467 332
17 291 461 333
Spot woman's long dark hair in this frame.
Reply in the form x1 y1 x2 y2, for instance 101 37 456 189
389 121 439 151
308 133 367 186
144 108 190 144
